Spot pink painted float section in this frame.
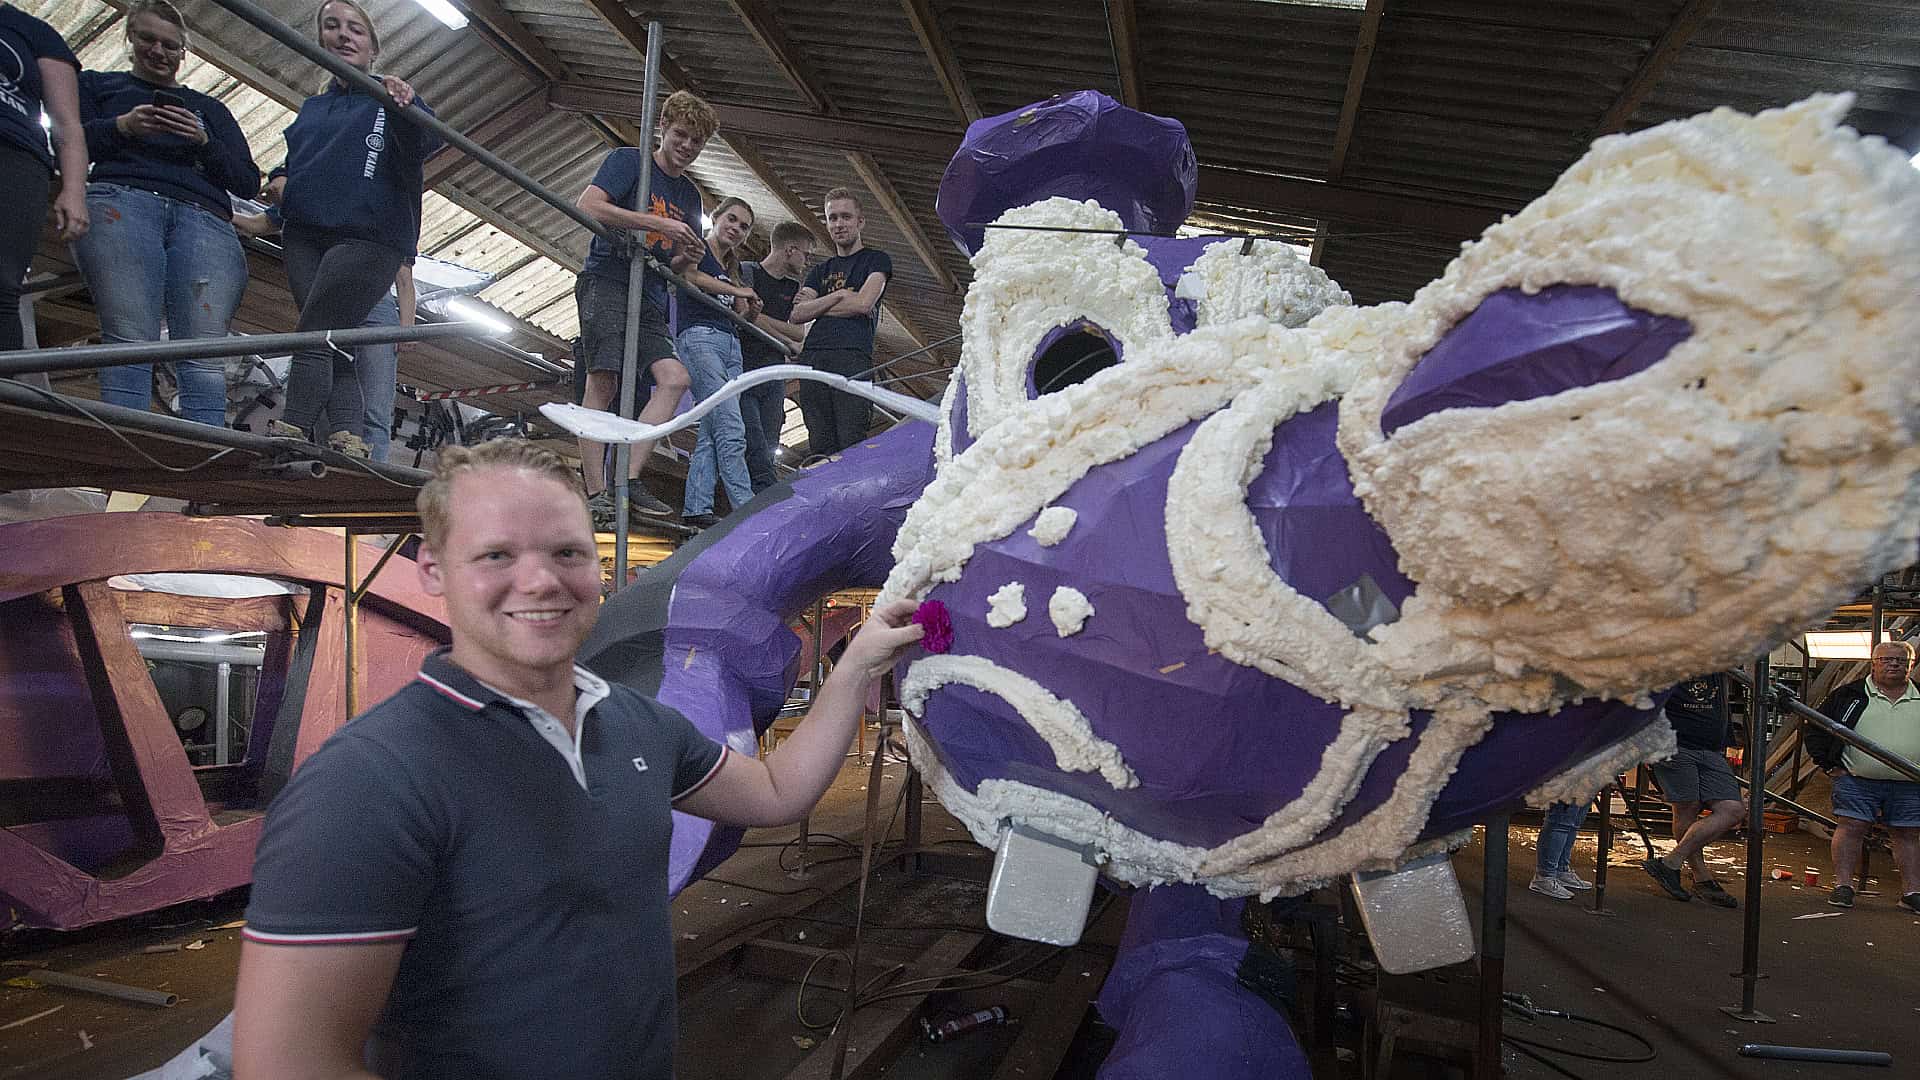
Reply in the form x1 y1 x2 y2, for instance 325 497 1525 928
0 513 447 930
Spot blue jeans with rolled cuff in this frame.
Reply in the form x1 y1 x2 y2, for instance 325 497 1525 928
677 324 753 517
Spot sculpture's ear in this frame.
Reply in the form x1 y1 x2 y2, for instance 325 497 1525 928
1379 284 1691 438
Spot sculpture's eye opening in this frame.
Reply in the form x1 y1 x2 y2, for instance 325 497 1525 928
1029 321 1122 398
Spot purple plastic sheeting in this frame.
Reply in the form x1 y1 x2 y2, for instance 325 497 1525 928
1381 285 1692 435
1137 236 1215 335
936 90 1197 256
654 423 936 891
1096 884 1308 1080
917 418 1368 849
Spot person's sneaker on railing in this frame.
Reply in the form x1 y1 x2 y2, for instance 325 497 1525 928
327 431 370 460
627 480 673 516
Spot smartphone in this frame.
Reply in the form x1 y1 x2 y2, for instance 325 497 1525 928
152 89 189 110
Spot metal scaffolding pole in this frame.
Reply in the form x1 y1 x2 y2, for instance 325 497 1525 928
0 322 482 375
613 22 664 589
1723 656 1775 1023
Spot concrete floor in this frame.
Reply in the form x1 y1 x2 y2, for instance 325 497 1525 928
1459 822 1919 1079
6 756 1917 1079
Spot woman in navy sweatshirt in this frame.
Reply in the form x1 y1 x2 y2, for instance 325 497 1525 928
72 0 258 426
0 1 88 353
266 0 439 458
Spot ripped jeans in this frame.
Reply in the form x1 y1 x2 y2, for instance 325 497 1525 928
70 183 247 426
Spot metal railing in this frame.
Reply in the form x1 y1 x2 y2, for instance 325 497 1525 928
0 322 482 376
1727 668 1920 785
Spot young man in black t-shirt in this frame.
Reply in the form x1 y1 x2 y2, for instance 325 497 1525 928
790 187 892 458
738 220 815 490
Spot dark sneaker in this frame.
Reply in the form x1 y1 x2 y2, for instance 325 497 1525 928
1898 892 1920 915
1829 884 1855 908
1645 858 1692 901
1693 879 1738 909
626 482 674 516
683 512 721 529
586 490 616 531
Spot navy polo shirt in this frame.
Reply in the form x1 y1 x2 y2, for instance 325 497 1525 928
279 80 441 257
0 5 78 169
801 247 892 353
580 146 702 311
78 70 260 219
245 648 729 1079
1664 675 1729 751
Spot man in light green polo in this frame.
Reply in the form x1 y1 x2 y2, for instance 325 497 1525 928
1811 639 1920 913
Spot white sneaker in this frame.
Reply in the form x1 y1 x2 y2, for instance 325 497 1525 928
1554 870 1594 891
1529 876 1575 900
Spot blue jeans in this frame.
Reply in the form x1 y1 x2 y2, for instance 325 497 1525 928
740 374 786 492
356 293 399 463
71 184 246 426
677 325 753 516
1536 800 1592 875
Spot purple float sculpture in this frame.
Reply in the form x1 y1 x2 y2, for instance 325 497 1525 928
552 91 1920 1077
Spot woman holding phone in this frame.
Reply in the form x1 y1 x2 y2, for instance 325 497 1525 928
265 0 438 458
72 0 258 425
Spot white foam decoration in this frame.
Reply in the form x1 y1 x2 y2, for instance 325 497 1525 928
1185 239 1352 329
948 198 1175 448
901 655 1137 789
986 582 1027 628
891 97 1920 898
1523 717 1678 810
1047 586 1094 636
1343 94 1920 712
1028 506 1077 546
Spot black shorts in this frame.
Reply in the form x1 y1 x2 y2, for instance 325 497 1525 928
573 274 677 399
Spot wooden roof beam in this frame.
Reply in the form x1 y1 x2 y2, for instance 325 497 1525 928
578 0 704 93
846 151 959 295
1326 0 1385 180
901 0 981 123
1592 0 1718 137
423 87 549 189
1105 0 1143 110
456 0 573 85
726 0 832 114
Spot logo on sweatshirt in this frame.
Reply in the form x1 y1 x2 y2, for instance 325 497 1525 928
362 107 387 178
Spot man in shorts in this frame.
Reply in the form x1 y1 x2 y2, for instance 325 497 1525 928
1811 639 1920 913
1643 675 1744 907
573 90 715 523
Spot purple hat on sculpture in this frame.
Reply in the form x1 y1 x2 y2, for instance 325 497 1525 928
936 90 1198 255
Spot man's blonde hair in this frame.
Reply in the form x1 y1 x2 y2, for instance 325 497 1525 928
659 90 718 142
823 186 862 213
417 440 583 550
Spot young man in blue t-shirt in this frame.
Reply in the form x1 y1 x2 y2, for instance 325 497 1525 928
791 187 892 459
232 440 925 1079
573 90 714 523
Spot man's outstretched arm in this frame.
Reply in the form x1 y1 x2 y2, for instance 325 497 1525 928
678 599 923 827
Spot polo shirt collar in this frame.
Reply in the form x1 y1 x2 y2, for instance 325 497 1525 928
1865 677 1919 704
415 647 609 714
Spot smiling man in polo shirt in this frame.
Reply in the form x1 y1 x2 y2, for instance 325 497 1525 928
231 439 924 1080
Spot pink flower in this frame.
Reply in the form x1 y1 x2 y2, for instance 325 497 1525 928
913 599 953 654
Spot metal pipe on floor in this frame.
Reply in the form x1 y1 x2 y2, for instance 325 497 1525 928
0 321 481 375
3 967 176 1008
1738 1044 1893 1067
1475 816 1508 1080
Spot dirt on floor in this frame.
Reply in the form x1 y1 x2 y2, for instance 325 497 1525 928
1461 822 1920 1080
